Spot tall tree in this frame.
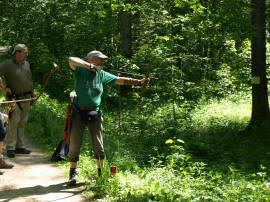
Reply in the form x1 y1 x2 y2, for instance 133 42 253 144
119 1 133 96
120 8 132 58
248 0 270 128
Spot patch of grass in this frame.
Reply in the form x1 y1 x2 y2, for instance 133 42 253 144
25 91 270 201
26 93 66 153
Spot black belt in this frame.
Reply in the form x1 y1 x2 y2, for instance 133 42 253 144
74 106 97 113
9 91 32 110
73 103 98 113
7 91 32 100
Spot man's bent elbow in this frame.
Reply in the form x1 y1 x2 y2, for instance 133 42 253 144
69 57 75 64
68 57 76 70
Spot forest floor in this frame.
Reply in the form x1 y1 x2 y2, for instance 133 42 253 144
0 136 87 202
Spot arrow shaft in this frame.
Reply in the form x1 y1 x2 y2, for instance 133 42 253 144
0 98 35 104
104 68 157 79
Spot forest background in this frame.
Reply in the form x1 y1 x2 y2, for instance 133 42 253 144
1 0 270 201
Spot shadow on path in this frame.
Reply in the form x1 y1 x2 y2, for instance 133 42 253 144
0 182 86 202
0 136 87 202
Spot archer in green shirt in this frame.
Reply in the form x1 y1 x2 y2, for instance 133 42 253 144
67 50 149 186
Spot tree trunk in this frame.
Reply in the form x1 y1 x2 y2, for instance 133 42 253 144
120 5 132 94
247 0 270 128
120 9 132 58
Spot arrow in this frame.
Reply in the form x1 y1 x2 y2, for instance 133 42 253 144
103 68 158 79
0 98 35 104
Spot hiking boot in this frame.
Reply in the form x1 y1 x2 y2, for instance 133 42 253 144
67 168 77 186
15 148 31 154
6 150 15 158
0 158 14 169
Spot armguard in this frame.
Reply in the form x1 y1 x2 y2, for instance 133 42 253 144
123 78 141 85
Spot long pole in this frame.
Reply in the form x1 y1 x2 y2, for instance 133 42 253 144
0 98 35 104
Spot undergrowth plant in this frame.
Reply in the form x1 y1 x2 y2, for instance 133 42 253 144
25 91 270 201
26 93 66 152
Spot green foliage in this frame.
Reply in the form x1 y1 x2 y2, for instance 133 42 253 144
0 0 255 102
23 91 270 201
2 0 270 201
26 92 66 152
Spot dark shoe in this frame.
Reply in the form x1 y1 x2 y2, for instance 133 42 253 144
6 150 15 158
68 178 77 186
0 170 4 175
67 168 77 186
0 158 14 169
51 155 64 162
15 148 31 154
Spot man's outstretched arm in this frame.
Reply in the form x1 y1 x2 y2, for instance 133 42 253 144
115 77 150 86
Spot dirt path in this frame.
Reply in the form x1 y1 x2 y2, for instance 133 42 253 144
0 137 87 202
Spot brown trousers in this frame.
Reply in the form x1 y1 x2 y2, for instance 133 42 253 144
68 112 104 162
5 101 30 150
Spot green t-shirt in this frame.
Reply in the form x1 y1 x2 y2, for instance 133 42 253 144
73 67 117 110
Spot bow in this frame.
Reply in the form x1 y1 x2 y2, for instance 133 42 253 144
139 47 151 100
131 47 151 112
33 62 61 104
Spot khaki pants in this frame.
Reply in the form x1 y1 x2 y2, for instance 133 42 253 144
5 101 30 150
68 112 104 162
